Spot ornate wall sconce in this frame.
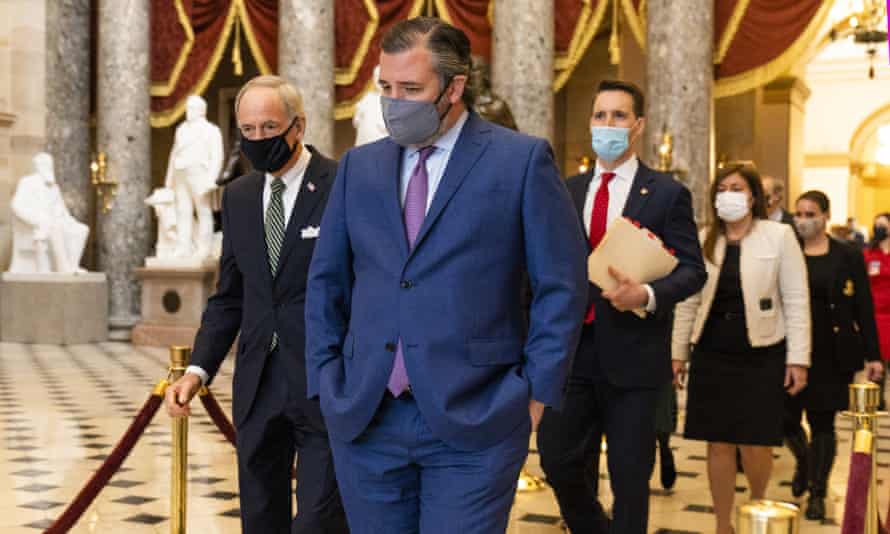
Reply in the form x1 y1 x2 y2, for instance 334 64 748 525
91 152 117 214
656 127 687 181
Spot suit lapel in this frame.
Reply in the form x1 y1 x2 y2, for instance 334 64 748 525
377 139 409 261
621 163 655 222
409 114 491 258
275 148 331 276
571 172 593 238
245 172 274 289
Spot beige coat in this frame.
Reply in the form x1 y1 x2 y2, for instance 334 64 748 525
672 219 811 367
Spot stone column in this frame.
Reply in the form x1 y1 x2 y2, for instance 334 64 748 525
756 77 811 207
646 0 714 223
46 0 91 225
492 0 555 141
278 0 335 156
97 0 151 337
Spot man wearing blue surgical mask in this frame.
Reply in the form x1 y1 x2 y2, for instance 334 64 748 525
537 80 706 534
305 17 588 534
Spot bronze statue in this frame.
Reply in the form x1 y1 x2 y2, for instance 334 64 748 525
469 56 518 131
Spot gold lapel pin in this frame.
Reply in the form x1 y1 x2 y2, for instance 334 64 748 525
640 187 649 196
844 279 855 297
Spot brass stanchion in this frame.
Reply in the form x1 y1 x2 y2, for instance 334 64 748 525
842 382 886 534
169 346 190 534
737 500 800 534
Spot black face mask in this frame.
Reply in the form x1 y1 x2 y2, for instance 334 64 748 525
241 117 299 173
875 225 888 242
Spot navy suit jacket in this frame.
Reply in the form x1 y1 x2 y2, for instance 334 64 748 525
305 113 588 451
566 162 706 388
190 146 336 426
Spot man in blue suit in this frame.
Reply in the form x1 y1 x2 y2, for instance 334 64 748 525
305 17 588 534
537 80 707 534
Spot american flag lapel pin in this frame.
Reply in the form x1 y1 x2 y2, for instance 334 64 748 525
307 181 316 192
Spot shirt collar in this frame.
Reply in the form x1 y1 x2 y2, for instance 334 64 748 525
265 144 312 189
594 155 638 183
407 110 469 159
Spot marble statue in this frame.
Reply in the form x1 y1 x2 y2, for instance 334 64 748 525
353 65 388 146
162 95 223 260
469 56 517 131
144 188 178 260
9 152 89 274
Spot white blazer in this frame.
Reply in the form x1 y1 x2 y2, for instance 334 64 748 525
672 220 811 367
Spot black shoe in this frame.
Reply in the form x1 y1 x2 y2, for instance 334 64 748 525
657 432 677 490
805 495 825 520
784 426 809 498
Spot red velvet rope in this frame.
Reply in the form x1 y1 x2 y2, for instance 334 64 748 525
198 390 237 447
44 392 165 534
842 451 874 534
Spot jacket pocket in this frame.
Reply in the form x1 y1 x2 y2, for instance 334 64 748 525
468 339 523 366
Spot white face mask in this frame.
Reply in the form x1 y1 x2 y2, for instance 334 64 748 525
715 191 750 223
794 217 825 240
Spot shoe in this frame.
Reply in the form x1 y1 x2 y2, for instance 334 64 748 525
657 432 677 490
784 426 809 498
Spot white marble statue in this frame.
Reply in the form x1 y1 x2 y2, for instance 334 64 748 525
353 65 388 146
145 188 178 260
162 94 223 260
9 152 89 274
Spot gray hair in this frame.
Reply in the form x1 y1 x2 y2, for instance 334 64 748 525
234 75 305 121
381 17 475 108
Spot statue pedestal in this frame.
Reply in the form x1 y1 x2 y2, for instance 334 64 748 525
0 272 108 344
131 265 217 347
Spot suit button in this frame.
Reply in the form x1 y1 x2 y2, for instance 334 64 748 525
385 342 396 352
400 280 413 289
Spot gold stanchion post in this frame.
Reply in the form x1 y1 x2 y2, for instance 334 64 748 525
843 382 886 534
169 346 191 534
737 500 800 533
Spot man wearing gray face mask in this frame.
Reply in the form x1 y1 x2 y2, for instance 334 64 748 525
305 16 588 534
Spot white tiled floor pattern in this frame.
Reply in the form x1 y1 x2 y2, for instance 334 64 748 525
0 342 876 533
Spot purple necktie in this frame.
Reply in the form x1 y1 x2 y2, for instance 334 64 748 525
388 145 436 397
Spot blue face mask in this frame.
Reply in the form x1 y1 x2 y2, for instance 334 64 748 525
590 126 631 163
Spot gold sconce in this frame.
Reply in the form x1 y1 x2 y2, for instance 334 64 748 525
90 152 117 214
656 127 687 181
577 155 592 174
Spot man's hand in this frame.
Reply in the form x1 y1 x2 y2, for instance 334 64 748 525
866 361 885 382
785 365 808 396
671 360 687 389
602 267 649 312
529 400 546 433
165 373 203 418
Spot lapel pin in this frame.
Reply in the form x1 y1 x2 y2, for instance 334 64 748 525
307 181 316 192
640 187 649 196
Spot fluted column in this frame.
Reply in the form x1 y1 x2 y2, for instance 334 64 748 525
278 0 336 156
97 0 152 336
492 0 555 141
646 0 714 223
46 0 92 225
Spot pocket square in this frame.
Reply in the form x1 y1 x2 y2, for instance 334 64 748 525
301 226 320 239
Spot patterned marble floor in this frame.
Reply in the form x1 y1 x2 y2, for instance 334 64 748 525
0 342 877 533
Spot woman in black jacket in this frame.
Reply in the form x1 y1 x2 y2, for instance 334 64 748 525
784 190 883 520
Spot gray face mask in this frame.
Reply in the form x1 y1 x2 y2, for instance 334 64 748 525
380 81 452 146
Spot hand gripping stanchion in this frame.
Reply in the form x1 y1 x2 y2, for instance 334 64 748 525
841 382 886 534
737 500 800 534
169 346 190 534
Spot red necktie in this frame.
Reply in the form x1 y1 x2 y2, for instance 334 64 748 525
584 171 615 324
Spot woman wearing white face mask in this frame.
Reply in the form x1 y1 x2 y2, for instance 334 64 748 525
783 190 882 521
672 165 811 534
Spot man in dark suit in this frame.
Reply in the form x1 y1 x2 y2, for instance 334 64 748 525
537 80 707 534
305 18 588 534
763 175 795 226
165 75 348 534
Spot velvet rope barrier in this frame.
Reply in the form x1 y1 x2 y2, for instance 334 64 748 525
198 387 236 447
842 448 873 534
43 380 169 534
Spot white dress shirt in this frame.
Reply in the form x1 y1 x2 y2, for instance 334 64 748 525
583 156 657 312
399 111 469 212
186 146 313 385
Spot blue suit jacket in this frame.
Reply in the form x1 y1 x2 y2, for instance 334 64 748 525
565 163 706 387
305 113 588 451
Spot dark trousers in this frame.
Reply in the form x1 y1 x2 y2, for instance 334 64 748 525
329 394 529 534
235 348 349 534
537 328 658 534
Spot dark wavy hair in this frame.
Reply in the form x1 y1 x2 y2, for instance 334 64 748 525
702 164 768 264
796 190 830 214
